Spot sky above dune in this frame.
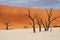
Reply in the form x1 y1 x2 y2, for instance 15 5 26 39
0 0 60 9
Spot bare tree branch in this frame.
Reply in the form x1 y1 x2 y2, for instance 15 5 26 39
46 8 53 18
45 20 47 27
41 18 45 28
35 13 41 19
50 16 60 22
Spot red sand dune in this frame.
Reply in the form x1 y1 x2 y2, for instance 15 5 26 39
0 5 60 30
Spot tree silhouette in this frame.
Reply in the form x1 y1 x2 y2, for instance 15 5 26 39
0 11 10 30
24 8 36 33
5 22 9 30
41 8 60 31
35 14 42 32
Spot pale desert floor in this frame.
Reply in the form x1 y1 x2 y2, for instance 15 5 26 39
0 28 60 40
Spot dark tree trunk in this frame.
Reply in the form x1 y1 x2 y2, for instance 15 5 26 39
44 18 50 31
6 23 9 30
44 27 49 31
39 24 41 32
32 20 36 33
6 25 8 30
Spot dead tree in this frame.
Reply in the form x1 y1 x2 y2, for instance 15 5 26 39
35 14 42 32
24 9 36 33
5 22 9 30
42 8 60 31
44 8 53 31
0 11 11 30
37 18 41 32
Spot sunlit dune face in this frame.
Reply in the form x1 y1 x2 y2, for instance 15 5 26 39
0 5 60 30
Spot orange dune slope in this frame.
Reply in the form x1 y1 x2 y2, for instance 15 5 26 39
0 5 60 29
